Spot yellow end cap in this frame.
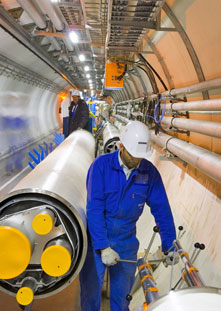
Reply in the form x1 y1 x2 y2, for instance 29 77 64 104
41 245 71 277
0 226 31 279
16 287 34 306
32 213 53 235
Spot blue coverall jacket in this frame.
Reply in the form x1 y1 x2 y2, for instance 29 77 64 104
80 150 176 311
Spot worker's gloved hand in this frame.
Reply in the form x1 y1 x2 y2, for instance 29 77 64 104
101 247 120 266
163 251 180 267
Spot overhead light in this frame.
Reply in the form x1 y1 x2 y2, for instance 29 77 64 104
69 31 78 43
79 54 85 62
86 74 90 78
88 79 92 83
84 66 90 71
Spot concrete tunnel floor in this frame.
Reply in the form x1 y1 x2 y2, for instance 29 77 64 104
0 278 110 311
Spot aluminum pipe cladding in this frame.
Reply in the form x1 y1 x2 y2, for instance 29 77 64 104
103 122 120 153
0 130 95 306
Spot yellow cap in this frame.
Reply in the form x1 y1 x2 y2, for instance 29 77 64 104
0 226 31 279
32 213 53 235
41 245 71 277
16 287 34 306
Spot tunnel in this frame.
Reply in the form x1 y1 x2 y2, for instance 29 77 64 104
0 1 221 311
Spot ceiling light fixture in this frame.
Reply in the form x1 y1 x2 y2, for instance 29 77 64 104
84 66 90 71
79 54 85 62
86 74 90 78
69 31 78 43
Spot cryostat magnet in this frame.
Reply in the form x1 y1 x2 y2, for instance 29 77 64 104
0 130 95 306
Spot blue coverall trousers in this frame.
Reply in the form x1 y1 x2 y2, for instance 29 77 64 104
79 246 136 311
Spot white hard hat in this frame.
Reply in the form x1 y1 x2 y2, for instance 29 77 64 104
120 121 151 159
72 89 80 96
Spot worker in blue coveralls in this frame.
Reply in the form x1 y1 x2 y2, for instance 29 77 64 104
79 120 177 311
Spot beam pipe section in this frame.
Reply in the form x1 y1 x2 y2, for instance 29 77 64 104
150 131 221 183
161 116 221 138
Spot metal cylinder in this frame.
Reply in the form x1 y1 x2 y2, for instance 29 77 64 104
150 131 221 183
150 77 221 98
114 120 124 132
37 0 65 31
103 123 120 153
17 0 47 29
164 99 221 112
0 130 95 299
147 287 221 311
161 116 221 138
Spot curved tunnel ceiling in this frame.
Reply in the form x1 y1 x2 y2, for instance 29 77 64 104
1 0 219 100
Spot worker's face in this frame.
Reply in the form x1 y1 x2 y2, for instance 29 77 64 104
72 95 79 103
119 144 142 169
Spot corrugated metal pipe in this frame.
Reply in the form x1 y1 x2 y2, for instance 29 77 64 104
161 117 221 138
150 131 221 183
164 99 221 112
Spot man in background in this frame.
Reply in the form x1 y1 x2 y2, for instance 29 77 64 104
68 90 89 135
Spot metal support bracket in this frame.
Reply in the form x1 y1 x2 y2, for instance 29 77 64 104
168 127 190 136
160 151 187 167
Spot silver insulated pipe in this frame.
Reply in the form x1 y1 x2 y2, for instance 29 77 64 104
103 123 120 153
0 130 95 305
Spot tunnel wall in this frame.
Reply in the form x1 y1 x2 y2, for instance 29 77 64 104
0 77 59 158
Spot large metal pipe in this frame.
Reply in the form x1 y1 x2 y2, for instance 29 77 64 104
113 114 129 124
150 77 221 98
164 99 221 112
161 116 221 138
17 0 47 29
37 0 65 31
0 130 95 303
103 123 120 153
113 115 221 182
150 131 221 183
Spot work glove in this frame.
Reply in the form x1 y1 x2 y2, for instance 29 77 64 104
163 251 180 267
101 247 120 266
